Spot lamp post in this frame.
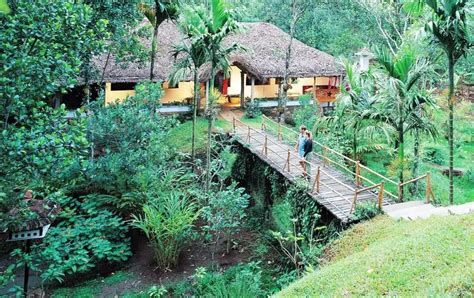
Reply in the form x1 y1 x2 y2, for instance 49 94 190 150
4 190 60 297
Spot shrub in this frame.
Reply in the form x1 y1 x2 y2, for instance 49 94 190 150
422 144 446 165
245 99 261 118
131 192 199 269
194 263 267 297
202 181 250 254
351 202 382 221
293 94 318 130
1 193 132 292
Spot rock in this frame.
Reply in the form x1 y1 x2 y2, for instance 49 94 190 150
441 168 463 177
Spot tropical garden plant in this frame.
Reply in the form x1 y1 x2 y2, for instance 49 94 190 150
140 0 179 80
177 0 241 191
169 4 209 164
369 47 437 189
131 192 199 269
424 0 472 203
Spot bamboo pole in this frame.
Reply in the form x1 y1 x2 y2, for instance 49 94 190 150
322 147 327 167
378 182 385 210
356 161 361 187
287 149 291 172
246 126 250 143
232 117 236 131
311 166 320 193
425 172 431 204
398 182 403 202
278 122 282 141
350 191 358 214
399 173 428 187
262 135 268 156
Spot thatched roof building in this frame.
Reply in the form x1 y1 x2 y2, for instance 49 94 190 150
95 21 343 84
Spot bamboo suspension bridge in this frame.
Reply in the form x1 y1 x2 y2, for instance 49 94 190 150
231 114 436 223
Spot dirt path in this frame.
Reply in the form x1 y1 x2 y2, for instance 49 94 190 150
98 229 257 297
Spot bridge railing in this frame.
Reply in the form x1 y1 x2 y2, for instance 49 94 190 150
259 115 435 207
234 118 382 215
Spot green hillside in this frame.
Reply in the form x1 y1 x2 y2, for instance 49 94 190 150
277 214 474 297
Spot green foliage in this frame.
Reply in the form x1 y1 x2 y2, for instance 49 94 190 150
51 271 134 298
131 193 199 269
245 100 262 119
293 94 318 130
271 201 293 234
202 181 250 253
422 143 446 165
351 202 382 221
0 0 108 125
86 85 176 197
172 262 267 297
0 105 89 193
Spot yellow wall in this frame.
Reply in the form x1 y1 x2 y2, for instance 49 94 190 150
104 81 194 105
226 66 331 99
104 69 335 105
105 82 135 105
161 81 194 104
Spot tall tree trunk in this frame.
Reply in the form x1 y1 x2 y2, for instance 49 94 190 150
398 123 404 199
192 69 199 166
150 18 159 81
278 0 298 123
205 61 216 192
447 56 454 204
412 130 420 194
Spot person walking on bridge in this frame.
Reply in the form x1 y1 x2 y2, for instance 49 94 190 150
295 125 307 158
301 131 313 180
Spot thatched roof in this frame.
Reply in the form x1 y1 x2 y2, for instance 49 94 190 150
96 21 342 84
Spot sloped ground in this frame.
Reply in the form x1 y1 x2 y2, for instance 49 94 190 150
277 214 473 297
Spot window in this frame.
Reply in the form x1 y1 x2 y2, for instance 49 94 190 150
246 77 269 86
111 82 136 91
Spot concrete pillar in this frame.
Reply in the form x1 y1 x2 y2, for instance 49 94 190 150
251 77 255 103
240 71 245 108
313 77 317 102
205 80 209 109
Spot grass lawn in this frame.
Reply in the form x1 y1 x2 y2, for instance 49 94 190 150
168 117 231 154
277 213 474 297
51 271 134 297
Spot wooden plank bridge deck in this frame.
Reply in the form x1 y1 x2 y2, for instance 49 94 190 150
230 115 435 223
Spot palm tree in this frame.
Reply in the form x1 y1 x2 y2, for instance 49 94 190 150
369 47 437 197
425 0 472 204
169 5 209 166
317 61 394 162
182 0 241 191
140 0 178 81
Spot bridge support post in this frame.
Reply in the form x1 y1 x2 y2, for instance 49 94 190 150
246 126 250 143
262 135 268 156
278 123 282 141
232 117 236 131
312 166 320 193
398 182 403 202
286 149 290 172
355 161 361 187
425 173 432 204
350 191 358 214
377 182 384 210
323 147 328 167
